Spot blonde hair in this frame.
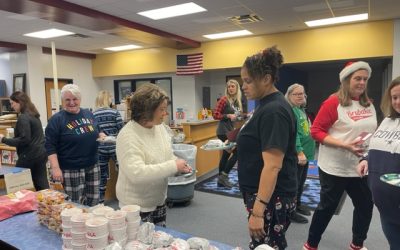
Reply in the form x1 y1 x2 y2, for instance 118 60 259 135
224 79 243 111
285 83 306 107
337 72 371 107
381 76 400 118
95 90 112 109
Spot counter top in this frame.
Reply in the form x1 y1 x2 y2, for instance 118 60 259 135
181 119 217 125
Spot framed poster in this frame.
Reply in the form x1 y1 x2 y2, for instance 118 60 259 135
13 73 26 93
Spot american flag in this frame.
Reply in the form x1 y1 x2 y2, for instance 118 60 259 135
176 53 203 75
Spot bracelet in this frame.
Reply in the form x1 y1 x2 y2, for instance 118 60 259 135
255 196 269 206
250 211 264 218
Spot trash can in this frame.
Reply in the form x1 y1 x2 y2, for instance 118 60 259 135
167 144 197 208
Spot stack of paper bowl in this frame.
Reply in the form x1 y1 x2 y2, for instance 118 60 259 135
105 210 127 246
61 207 82 249
121 205 141 241
85 217 109 249
70 213 93 250
92 206 114 218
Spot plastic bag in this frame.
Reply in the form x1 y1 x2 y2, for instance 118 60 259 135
0 189 37 221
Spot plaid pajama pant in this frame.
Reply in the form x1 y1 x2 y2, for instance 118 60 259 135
139 204 167 227
98 147 118 203
62 165 100 207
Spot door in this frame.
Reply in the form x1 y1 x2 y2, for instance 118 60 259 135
45 79 71 120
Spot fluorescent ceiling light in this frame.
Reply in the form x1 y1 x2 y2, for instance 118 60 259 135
104 44 142 51
305 13 368 27
203 30 252 40
24 28 74 39
137 2 206 20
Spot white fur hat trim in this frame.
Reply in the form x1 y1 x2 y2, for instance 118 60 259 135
339 61 371 83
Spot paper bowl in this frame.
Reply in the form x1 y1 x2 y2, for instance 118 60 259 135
70 242 86 250
70 213 93 233
120 205 140 221
71 231 86 245
62 236 73 248
105 210 127 229
92 206 114 217
86 234 109 249
109 225 127 242
62 225 72 238
85 217 109 238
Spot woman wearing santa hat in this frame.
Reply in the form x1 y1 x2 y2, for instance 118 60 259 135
303 61 377 250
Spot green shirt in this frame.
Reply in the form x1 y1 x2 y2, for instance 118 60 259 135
292 106 315 160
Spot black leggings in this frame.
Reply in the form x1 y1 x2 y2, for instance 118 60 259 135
296 161 309 206
307 168 373 247
17 154 49 191
217 134 237 174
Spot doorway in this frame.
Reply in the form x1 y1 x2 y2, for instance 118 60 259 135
44 78 72 120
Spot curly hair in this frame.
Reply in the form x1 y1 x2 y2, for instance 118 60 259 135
130 83 170 123
242 45 284 83
9 91 40 118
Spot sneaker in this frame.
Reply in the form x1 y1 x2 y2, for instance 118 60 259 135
303 242 318 250
290 212 308 224
217 174 233 188
297 205 312 216
349 243 368 250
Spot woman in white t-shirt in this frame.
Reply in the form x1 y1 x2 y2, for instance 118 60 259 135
303 61 377 250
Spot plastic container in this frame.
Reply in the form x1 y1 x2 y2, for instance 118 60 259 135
167 144 197 207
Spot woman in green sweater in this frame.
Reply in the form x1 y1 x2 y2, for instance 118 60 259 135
285 83 316 224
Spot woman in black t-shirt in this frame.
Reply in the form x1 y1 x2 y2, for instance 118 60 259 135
237 46 298 250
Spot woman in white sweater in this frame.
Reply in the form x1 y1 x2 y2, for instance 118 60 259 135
116 83 192 226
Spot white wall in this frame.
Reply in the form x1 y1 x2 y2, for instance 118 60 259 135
41 53 99 113
0 53 12 96
6 49 99 126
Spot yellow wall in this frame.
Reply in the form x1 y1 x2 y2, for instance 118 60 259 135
92 20 393 77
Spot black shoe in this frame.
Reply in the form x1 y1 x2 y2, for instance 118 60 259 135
297 205 312 216
290 212 308 224
217 174 233 188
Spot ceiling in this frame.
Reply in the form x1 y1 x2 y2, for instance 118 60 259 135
0 0 399 55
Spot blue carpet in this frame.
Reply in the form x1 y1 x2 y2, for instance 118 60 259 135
195 163 320 209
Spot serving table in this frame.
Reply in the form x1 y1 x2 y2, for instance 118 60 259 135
0 211 234 250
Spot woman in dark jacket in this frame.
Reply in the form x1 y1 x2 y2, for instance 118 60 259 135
0 91 49 190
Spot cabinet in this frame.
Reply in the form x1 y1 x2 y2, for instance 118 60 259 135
0 97 16 116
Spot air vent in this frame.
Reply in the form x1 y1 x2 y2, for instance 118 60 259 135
228 14 263 25
67 33 91 38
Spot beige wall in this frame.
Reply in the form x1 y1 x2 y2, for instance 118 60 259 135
92 20 393 77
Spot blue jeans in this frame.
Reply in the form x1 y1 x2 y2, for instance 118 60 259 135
380 214 400 250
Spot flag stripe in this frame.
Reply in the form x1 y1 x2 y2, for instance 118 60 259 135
176 53 203 75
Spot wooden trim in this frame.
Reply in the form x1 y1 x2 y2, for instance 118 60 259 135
42 47 96 59
29 0 200 48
